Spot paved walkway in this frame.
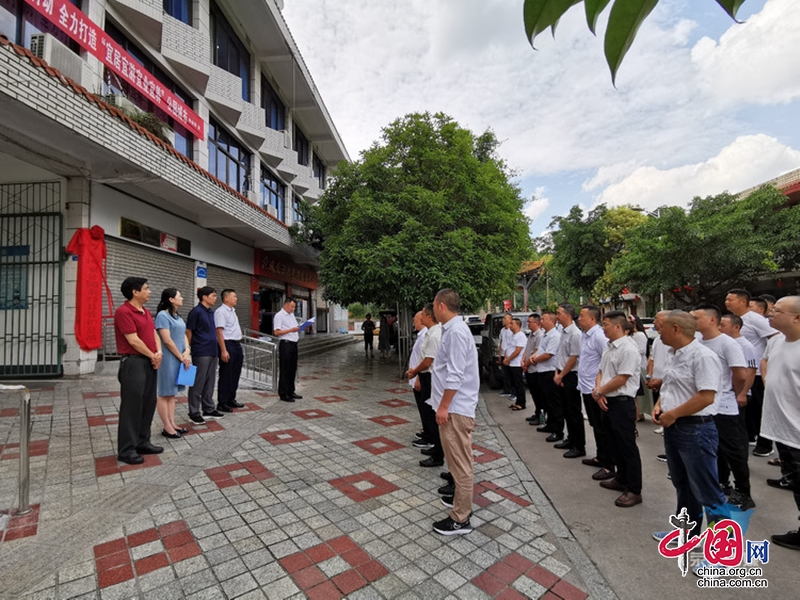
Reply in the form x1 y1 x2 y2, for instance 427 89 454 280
0 345 612 600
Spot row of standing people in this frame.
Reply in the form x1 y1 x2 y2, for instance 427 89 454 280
112 277 302 465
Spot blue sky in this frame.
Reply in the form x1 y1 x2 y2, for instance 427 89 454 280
282 0 800 238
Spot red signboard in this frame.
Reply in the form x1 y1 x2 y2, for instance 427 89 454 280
24 0 204 139
254 249 318 290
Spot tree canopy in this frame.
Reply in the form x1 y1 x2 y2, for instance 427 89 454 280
292 112 531 311
523 0 750 83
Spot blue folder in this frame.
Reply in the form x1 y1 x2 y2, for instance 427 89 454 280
176 364 197 387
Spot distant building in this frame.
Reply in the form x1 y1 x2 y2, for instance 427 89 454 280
0 0 348 377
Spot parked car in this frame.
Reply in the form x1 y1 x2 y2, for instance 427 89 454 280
640 317 657 340
478 312 531 389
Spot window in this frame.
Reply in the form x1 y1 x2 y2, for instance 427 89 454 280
260 166 286 222
294 124 309 166
312 153 326 189
120 217 191 255
0 0 81 50
208 119 251 194
104 20 194 159
292 194 303 223
211 1 250 101
261 76 285 131
163 0 191 24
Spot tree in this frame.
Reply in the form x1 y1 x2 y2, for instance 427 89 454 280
523 0 750 83
604 187 800 304
292 112 531 311
545 204 646 299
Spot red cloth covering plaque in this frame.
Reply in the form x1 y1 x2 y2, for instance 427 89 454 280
65 226 112 350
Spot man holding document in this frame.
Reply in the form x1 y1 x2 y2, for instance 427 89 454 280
273 298 312 402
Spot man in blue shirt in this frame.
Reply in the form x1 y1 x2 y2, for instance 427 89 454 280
186 286 223 423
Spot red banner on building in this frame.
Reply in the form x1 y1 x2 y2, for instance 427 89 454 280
24 0 204 139
254 249 318 290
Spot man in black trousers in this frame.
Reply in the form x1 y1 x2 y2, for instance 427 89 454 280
215 289 245 412
273 298 302 402
113 277 163 464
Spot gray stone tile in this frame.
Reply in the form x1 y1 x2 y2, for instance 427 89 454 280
211 557 248 582
220 573 258 598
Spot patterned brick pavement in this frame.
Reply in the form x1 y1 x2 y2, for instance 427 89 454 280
0 344 607 599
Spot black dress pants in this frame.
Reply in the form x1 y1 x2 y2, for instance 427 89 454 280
418 373 443 459
117 355 157 457
539 371 562 432
218 340 244 407
747 376 773 451
583 392 614 469
278 340 298 399
509 366 526 408
715 410 751 493
602 395 642 494
560 372 584 449
525 372 542 418
501 363 512 394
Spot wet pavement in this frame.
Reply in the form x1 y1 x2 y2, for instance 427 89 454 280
0 345 610 600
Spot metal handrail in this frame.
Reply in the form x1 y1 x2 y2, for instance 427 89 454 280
0 384 31 515
240 328 278 390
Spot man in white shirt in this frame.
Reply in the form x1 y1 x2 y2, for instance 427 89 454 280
652 311 730 548
407 304 443 467
273 298 301 402
498 313 513 398
593 311 643 507
693 305 753 510
762 296 800 551
577 305 615 480
407 311 429 449
532 311 562 439
554 303 583 458
429 289 480 535
504 318 527 410
725 288 778 456
215 289 244 412
523 314 544 425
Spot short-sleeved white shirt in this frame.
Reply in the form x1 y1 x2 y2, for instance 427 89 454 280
420 323 442 372
659 339 722 416
761 335 800 449
701 333 746 415
508 330 526 367
523 328 543 373
499 326 512 357
273 308 299 342
408 326 427 388
578 324 607 394
740 311 777 373
598 336 641 398
214 304 242 340
537 327 561 372
650 336 671 379
556 323 581 372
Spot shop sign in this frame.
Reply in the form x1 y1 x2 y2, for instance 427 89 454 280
254 249 317 290
24 0 204 139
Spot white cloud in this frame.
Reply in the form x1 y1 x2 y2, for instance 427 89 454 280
592 134 800 211
692 0 800 106
523 186 550 224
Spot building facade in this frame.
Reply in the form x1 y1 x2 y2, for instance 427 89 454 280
0 0 348 377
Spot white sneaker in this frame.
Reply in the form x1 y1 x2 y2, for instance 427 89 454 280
653 426 664 434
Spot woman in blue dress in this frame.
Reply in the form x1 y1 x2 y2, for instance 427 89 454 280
156 289 191 438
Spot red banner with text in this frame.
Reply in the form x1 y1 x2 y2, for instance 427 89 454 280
24 0 204 139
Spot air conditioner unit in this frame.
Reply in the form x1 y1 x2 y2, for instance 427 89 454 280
30 34 86 84
266 205 278 218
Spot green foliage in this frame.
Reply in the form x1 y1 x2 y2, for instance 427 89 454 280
523 0 750 82
128 111 173 145
293 112 531 312
604 187 800 303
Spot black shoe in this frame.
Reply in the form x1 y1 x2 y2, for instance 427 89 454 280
441 496 454 508
440 472 453 482
279 396 295 402
291 393 303 399
229 401 245 408
536 425 553 432
161 429 181 439
592 468 616 481
433 516 472 536
217 404 234 413
420 447 438 456
767 476 793 490
771 530 800 551
420 457 444 467
136 443 163 455
564 448 586 459
728 490 756 510
753 446 774 457
413 439 433 449
553 439 573 449
545 433 564 443
438 483 455 495
525 415 538 422
117 453 143 465
203 410 225 419
415 432 425 440
599 478 626 492
582 457 601 467
177 427 189 434
188 413 205 425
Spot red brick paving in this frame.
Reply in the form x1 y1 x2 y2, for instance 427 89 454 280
330 385 358 391
279 535 386 597
476 481 532 507
93 520 200 588
292 409 333 420
94 454 162 477
259 429 311 445
87 415 119 427
0 405 53 417
176 420 225 435
0 504 41 542
367 415 409 427
314 395 348 403
82 392 120 399
378 398 412 408
352 436 404 455
471 553 587 600
0 440 49 460
384 387 412 395
472 443 505 463
328 472 400 503
204 460 274 488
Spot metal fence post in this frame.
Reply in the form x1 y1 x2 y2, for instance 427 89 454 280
0 384 31 515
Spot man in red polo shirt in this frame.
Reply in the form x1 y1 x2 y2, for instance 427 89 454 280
114 277 164 464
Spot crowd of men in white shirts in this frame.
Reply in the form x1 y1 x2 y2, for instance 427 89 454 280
474 291 800 574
